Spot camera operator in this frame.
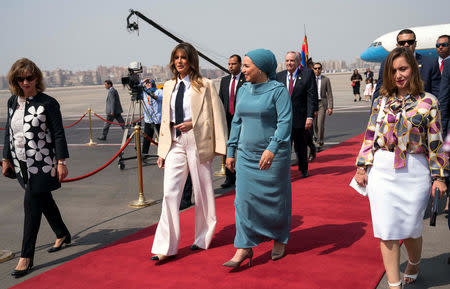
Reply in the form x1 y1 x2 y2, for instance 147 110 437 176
98 80 125 141
142 78 163 154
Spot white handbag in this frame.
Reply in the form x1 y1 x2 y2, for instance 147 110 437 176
350 97 386 197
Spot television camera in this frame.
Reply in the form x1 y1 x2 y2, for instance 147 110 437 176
121 61 143 101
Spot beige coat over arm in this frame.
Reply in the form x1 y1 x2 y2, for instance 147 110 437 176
157 78 228 163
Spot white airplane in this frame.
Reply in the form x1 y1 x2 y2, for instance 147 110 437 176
360 24 450 62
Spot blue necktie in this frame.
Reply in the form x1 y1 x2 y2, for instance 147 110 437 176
175 81 185 137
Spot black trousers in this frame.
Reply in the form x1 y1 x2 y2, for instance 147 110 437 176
142 123 160 154
20 162 69 258
292 127 308 173
102 114 125 138
305 127 316 152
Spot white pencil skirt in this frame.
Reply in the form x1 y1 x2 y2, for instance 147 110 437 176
367 150 431 240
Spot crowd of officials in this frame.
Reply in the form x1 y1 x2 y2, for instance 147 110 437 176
2 28 450 289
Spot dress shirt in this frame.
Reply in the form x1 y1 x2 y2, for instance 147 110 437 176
170 75 192 123
229 73 241 96
439 56 450 73
285 68 299 87
316 75 322 100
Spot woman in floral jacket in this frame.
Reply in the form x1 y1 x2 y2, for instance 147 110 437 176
2 58 71 278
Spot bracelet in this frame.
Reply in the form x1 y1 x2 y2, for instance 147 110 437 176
432 176 445 182
57 160 67 166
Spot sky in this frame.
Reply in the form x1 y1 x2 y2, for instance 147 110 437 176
1 0 449 75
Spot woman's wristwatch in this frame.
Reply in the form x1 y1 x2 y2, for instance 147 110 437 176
57 160 67 166
356 166 367 173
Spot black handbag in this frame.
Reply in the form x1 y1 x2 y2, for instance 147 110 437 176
430 188 439 226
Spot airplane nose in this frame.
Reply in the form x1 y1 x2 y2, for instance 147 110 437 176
360 46 388 62
360 48 373 62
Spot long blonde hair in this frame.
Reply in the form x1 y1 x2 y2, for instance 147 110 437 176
169 43 203 91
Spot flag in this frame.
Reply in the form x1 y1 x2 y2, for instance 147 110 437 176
300 35 309 67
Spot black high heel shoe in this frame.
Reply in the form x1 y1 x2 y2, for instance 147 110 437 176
48 235 71 253
150 254 176 261
11 258 33 278
223 248 253 268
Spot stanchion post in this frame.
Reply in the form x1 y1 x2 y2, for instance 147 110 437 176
213 155 227 176
129 124 155 208
86 108 97 146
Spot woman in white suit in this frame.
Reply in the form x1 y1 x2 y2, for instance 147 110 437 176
151 42 228 262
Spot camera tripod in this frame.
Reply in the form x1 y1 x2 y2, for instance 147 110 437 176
117 96 158 170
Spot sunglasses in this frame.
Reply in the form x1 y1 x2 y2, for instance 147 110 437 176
436 42 449 48
16 75 36 82
313 67 322 70
397 40 416 46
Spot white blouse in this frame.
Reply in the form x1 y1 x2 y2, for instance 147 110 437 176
11 96 26 161
170 75 192 123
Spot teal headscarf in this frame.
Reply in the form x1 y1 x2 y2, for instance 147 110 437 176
245 49 278 80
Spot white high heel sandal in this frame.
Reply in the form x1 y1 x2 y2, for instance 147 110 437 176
403 259 420 284
388 280 402 288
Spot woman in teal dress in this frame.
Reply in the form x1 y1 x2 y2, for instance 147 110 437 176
223 49 292 268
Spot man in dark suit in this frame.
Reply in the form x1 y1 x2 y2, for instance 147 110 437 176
276 51 318 178
98 80 125 140
373 29 441 103
438 58 450 219
436 35 450 74
364 68 374 80
218 54 245 188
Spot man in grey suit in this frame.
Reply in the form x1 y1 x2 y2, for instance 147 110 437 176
312 62 333 151
98 80 125 140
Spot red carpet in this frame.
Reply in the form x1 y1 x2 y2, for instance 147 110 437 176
11 134 385 289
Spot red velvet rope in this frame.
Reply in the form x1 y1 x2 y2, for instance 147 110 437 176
61 135 134 182
0 111 88 130
93 113 144 126
140 131 158 146
64 112 87 129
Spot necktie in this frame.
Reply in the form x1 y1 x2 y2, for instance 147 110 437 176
440 60 444 73
229 76 236 115
175 81 185 137
316 77 321 100
288 73 294 96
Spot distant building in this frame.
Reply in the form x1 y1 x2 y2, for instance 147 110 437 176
0 75 8 89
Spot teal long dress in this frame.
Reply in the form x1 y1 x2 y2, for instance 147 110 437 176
226 80 293 248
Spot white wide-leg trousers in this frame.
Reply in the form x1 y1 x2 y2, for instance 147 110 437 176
151 129 217 256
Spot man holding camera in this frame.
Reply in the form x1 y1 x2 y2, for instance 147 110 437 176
98 80 125 141
142 78 163 154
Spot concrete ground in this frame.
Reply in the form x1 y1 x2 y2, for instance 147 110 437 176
0 73 449 289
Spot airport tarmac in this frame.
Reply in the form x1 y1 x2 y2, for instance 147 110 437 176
0 72 449 289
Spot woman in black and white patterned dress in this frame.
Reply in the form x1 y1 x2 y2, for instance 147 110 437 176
2 58 71 278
